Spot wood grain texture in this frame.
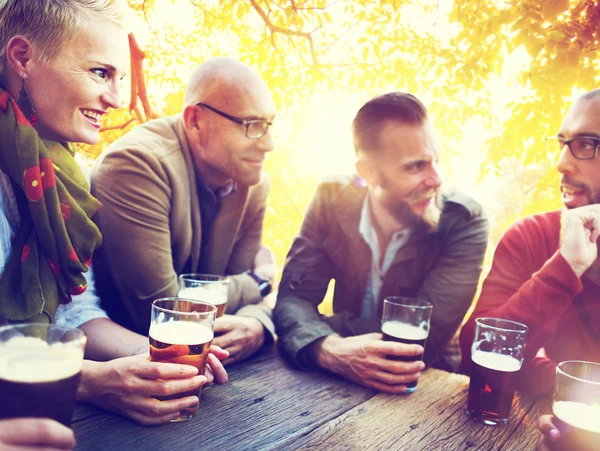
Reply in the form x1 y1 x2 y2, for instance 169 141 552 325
71 402 103 423
286 368 546 451
72 347 547 450
72 346 376 450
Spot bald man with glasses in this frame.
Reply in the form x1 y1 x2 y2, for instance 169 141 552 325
91 57 278 365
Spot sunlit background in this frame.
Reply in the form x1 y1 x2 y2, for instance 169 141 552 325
84 0 600 309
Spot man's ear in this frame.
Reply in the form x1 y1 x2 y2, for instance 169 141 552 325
356 157 377 186
6 36 34 77
183 104 206 138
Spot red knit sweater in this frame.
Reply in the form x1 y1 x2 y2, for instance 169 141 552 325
459 210 600 396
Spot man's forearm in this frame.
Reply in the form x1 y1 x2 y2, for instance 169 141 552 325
79 318 148 361
305 334 342 371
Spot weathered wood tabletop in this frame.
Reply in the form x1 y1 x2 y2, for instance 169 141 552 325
71 346 550 450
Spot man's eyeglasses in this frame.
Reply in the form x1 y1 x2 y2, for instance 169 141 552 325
545 136 600 160
196 102 274 139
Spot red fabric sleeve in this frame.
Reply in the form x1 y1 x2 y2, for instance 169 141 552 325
459 215 583 395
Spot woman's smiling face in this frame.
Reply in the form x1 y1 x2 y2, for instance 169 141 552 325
25 19 129 144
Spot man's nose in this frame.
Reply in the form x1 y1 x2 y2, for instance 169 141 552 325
424 163 442 189
556 143 577 176
256 127 275 153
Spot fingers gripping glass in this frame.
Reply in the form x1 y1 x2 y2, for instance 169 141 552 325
545 136 600 160
552 360 600 450
196 102 273 139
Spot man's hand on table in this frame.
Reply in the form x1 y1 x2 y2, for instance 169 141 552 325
537 413 600 451
0 418 75 450
77 346 229 426
536 415 561 450
308 333 425 394
213 315 265 365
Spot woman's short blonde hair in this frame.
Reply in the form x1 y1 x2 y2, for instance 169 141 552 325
0 0 127 76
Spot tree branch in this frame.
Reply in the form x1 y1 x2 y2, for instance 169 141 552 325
290 0 342 11
100 117 137 133
128 33 156 121
248 0 318 64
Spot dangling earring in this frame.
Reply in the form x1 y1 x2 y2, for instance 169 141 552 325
17 77 36 126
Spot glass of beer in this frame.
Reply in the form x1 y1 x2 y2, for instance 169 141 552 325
178 274 229 317
149 298 217 422
0 324 86 426
466 317 528 425
552 360 600 451
381 296 432 393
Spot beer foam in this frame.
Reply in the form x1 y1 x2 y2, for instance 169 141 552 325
381 321 429 340
471 350 521 372
178 287 227 305
0 337 83 382
554 401 600 433
150 320 214 345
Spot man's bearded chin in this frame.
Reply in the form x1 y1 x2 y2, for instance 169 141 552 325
389 191 442 231
561 177 600 208
421 194 442 231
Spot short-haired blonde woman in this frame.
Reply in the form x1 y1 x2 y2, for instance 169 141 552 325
0 1 227 443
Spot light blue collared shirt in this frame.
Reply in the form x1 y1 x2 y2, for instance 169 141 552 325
0 167 108 327
358 195 411 319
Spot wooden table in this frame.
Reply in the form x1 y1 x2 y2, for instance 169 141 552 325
71 346 550 450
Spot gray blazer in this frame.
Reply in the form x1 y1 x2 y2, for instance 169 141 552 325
274 174 489 368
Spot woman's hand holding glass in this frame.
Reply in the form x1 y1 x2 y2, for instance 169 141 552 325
77 345 228 426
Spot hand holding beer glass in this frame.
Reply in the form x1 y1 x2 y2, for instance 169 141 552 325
551 360 600 451
381 297 432 393
149 298 217 422
178 274 230 317
0 324 86 426
466 317 528 425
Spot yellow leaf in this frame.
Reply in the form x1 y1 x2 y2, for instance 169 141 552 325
548 30 567 41
541 0 569 19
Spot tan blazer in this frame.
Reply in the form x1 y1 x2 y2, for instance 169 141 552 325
91 115 273 335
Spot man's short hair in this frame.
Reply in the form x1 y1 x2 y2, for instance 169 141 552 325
0 0 126 76
352 92 428 155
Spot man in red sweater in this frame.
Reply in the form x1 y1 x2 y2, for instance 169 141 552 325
460 89 600 398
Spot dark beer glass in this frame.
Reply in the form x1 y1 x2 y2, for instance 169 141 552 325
0 324 86 426
149 298 217 422
552 360 600 451
178 274 230 318
381 297 432 393
466 317 528 425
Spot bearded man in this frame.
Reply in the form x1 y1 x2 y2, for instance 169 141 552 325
460 89 600 395
273 92 489 393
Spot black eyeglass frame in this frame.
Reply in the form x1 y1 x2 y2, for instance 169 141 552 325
545 135 600 160
196 102 274 139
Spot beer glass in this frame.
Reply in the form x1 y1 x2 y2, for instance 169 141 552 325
0 324 86 426
552 360 600 451
466 317 528 425
381 297 432 393
178 274 230 317
149 298 217 422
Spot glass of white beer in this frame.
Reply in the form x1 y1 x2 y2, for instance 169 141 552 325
178 274 230 318
149 298 217 422
466 317 528 425
0 324 86 426
552 360 600 451
381 297 432 393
